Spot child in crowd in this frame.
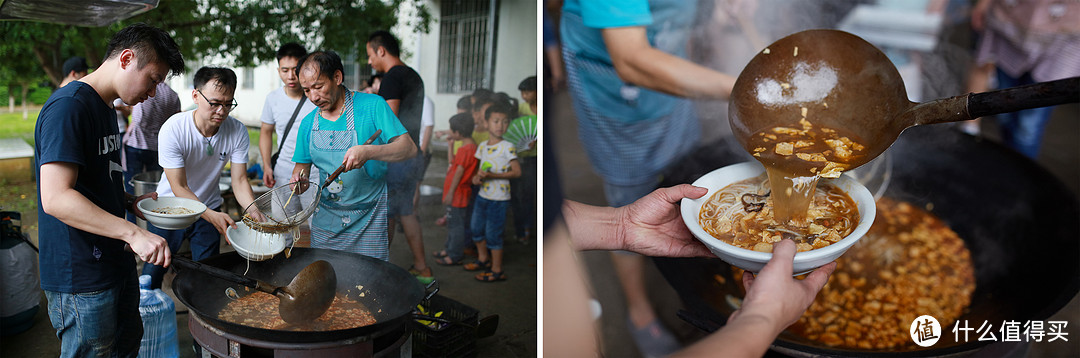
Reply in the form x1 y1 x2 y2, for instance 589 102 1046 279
448 94 474 166
511 77 538 244
470 89 494 144
518 76 537 116
435 94 474 227
432 113 479 264
464 100 520 282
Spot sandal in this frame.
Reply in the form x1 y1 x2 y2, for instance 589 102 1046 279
432 250 449 259
462 260 491 271
409 265 435 285
435 256 463 266
475 269 507 282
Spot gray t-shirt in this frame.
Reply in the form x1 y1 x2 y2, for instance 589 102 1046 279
260 87 318 178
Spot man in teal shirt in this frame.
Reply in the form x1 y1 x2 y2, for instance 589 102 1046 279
291 50 415 260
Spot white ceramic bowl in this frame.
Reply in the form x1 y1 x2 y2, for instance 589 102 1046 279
226 222 287 261
138 197 207 230
680 162 876 274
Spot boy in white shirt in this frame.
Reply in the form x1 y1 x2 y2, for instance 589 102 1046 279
142 67 259 289
467 100 521 282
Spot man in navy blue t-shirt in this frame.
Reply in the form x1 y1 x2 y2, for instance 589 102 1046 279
35 23 184 357
366 30 433 283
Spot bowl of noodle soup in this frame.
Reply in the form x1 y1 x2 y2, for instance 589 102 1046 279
138 196 207 230
680 162 875 274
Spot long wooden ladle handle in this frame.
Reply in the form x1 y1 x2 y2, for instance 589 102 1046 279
321 130 382 189
910 77 1079 126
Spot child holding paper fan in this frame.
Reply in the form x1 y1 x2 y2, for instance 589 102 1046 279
465 100 521 282
508 76 538 244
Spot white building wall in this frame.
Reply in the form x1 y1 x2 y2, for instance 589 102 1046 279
169 61 280 128
491 0 537 105
414 0 538 133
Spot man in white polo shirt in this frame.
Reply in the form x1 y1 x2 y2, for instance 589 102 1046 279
142 66 258 289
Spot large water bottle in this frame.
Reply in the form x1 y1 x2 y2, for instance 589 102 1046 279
137 274 179 358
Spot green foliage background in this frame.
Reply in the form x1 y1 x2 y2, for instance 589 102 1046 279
0 0 433 104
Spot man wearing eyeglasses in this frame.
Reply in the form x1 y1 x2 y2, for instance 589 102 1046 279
142 66 259 289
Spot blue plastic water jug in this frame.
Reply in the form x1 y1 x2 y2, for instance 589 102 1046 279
138 274 179 358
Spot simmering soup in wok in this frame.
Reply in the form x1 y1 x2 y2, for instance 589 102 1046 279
732 198 976 349
698 173 858 252
218 291 376 331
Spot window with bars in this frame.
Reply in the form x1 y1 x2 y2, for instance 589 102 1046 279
438 0 497 93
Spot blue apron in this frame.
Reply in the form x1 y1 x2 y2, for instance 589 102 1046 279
309 91 390 260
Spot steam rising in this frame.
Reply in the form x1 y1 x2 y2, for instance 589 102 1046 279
755 62 838 105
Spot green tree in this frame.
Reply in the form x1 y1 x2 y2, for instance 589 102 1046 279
0 0 433 85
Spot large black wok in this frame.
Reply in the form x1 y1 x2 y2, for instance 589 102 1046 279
173 247 424 343
656 125 1080 356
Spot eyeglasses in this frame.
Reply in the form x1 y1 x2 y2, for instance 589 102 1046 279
196 89 238 112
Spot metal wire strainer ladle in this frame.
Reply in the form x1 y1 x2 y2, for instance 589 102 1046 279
243 130 381 234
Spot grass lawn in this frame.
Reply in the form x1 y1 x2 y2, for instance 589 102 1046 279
0 109 264 148
0 109 260 241
0 110 40 146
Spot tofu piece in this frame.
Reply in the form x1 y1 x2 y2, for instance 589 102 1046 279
799 118 812 131
753 147 767 153
819 162 846 178
752 242 773 252
775 142 794 156
794 140 814 148
808 223 827 235
840 136 866 151
771 127 802 136
824 229 842 243
825 139 852 160
796 152 827 162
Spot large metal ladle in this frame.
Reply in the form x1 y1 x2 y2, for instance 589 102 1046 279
730 29 1079 171
171 256 337 324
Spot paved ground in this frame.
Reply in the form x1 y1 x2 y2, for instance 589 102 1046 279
0 146 537 357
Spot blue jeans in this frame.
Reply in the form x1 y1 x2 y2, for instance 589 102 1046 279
45 270 142 358
471 197 508 250
142 211 222 289
444 206 471 261
995 70 1054 158
386 153 424 217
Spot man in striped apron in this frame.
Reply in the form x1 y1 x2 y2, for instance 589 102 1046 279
291 51 416 260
